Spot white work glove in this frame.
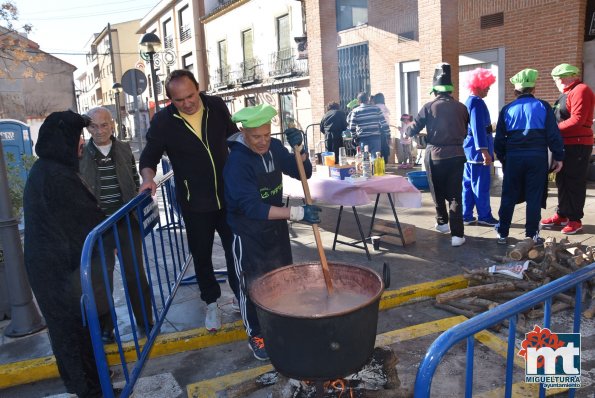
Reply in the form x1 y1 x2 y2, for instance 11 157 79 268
289 206 305 221
289 205 322 224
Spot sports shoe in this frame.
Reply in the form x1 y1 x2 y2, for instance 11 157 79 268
529 234 544 245
451 236 466 247
435 223 450 234
463 217 477 226
205 302 221 332
496 234 508 245
477 216 499 226
540 214 568 227
561 221 582 235
248 335 269 361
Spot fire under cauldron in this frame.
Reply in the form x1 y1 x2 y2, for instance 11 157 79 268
249 262 384 381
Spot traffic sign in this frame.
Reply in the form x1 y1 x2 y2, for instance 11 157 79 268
121 69 148 96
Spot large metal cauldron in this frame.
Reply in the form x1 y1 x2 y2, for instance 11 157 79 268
249 262 384 381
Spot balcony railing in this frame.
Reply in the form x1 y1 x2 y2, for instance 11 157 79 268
268 48 308 78
237 58 263 85
164 35 174 49
211 65 233 89
179 25 191 42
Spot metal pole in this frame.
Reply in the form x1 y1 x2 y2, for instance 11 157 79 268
149 52 160 113
115 92 123 140
0 139 45 337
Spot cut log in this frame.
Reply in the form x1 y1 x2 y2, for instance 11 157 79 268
434 302 477 318
554 293 575 306
565 255 584 269
436 282 517 304
508 238 535 261
466 297 500 308
526 302 572 319
464 274 517 285
479 290 526 302
446 300 484 313
548 262 575 278
566 247 584 257
584 247 594 263
492 255 516 263
525 266 547 281
527 247 544 260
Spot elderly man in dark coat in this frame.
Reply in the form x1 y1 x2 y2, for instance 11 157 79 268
23 111 113 397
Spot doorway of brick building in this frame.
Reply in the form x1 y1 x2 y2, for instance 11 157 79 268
338 43 370 111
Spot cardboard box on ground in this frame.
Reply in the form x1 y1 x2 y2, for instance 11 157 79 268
371 220 416 247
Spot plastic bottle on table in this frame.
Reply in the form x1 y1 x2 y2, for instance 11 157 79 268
362 145 372 178
374 151 385 176
355 145 363 176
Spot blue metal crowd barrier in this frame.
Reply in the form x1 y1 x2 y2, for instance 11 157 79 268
414 262 595 398
80 167 190 398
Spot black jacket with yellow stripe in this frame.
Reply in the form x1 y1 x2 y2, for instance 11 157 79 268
140 92 238 212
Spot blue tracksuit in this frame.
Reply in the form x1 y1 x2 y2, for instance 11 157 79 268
462 95 495 221
223 133 311 338
494 94 564 238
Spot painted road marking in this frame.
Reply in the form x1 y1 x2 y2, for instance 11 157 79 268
186 317 573 398
0 275 466 389
187 315 468 397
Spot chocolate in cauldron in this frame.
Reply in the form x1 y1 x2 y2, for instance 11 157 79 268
249 262 384 380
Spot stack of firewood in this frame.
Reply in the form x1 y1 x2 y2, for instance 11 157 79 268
434 237 595 333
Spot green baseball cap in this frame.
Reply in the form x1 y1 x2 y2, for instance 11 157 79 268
510 69 538 90
231 104 277 128
346 98 359 109
551 63 580 78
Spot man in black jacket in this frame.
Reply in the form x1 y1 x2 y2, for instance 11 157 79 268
139 70 239 331
320 101 347 163
407 63 470 247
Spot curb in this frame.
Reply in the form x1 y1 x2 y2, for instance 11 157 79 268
0 275 467 390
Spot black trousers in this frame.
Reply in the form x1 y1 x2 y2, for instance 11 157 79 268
182 208 239 304
427 155 465 238
497 156 548 238
555 145 591 221
98 218 154 333
232 220 292 338
325 131 344 164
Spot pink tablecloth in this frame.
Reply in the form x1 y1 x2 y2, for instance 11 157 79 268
283 174 422 208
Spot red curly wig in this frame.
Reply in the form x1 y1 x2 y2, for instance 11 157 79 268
465 67 496 93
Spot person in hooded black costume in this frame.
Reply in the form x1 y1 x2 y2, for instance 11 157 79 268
23 111 111 397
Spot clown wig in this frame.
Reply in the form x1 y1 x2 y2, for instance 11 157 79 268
465 68 496 93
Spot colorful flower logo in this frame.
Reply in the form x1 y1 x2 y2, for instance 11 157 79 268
518 325 566 369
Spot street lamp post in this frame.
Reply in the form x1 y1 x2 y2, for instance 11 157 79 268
112 82 124 140
139 33 162 114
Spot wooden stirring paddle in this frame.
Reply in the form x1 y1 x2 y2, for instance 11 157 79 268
293 145 333 294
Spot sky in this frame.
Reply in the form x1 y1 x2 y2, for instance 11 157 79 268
13 0 159 71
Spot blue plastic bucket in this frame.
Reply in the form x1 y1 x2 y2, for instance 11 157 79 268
407 171 429 190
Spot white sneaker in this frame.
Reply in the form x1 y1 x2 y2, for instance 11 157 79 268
451 236 466 247
205 302 221 331
435 223 450 234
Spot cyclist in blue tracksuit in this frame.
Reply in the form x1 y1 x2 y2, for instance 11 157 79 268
494 69 564 245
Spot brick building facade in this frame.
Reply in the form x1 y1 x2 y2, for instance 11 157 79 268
139 0 592 151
